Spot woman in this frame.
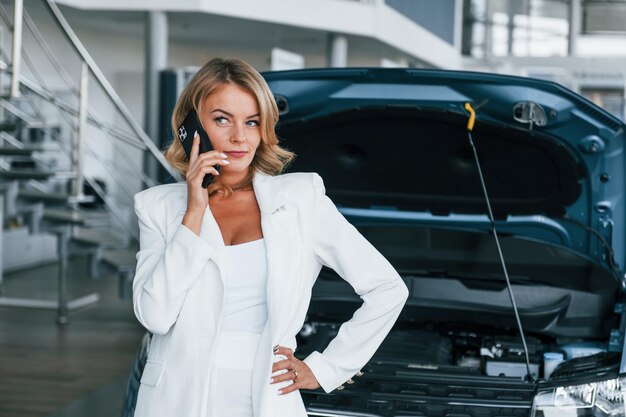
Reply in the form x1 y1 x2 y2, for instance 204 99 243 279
132 57 409 417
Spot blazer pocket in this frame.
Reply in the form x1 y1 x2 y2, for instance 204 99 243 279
140 359 166 387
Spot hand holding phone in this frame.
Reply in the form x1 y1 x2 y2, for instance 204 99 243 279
177 109 221 188
184 131 231 215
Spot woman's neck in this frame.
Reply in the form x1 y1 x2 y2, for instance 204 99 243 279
213 170 247 188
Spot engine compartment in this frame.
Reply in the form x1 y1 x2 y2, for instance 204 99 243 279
295 318 613 417
296 264 617 415
296 318 607 383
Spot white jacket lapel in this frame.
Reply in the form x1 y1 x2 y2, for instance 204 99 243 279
251 170 301 337
249 171 305 417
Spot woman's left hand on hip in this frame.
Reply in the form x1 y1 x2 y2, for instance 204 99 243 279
270 346 320 394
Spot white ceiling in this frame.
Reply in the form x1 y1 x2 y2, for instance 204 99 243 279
37 3 428 67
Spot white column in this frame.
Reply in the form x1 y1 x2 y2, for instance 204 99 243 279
484 0 492 59
10 0 23 98
453 0 464 52
144 11 168 182
568 0 582 56
327 33 348 67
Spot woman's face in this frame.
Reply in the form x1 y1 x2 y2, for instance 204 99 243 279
200 82 262 174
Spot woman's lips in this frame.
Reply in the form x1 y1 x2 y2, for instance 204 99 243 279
224 151 247 158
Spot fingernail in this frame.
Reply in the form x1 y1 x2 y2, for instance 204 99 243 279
220 153 228 158
194 131 199 138
270 378 274 383
273 345 279 352
222 160 230 164
277 390 283 395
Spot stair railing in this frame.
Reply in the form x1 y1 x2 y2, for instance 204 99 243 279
0 0 180 241
40 0 176 182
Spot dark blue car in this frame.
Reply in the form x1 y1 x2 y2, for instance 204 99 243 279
123 67 626 417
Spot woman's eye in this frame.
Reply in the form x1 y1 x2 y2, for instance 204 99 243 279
213 117 259 127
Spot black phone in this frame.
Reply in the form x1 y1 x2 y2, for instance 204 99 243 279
177 109 219 188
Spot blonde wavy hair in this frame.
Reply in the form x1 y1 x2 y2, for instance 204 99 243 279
164 57 296 198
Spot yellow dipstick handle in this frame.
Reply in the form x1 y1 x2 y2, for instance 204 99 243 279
464 102 476 132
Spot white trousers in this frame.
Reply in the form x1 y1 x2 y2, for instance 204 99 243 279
207 331 263 417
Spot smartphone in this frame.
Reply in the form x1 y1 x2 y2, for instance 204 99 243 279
177 109 219 188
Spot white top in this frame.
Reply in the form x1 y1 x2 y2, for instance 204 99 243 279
220 238 268 334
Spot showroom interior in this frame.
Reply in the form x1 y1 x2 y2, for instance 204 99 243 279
0 0 625 416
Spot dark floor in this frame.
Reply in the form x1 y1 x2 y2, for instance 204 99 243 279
0 255 146 417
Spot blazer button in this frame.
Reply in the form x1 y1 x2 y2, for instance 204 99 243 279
336 384 345 391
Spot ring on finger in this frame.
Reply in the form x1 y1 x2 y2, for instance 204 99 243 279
292 369 298 381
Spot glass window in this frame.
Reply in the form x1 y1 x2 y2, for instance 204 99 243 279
464 0 570 57
583 0 626 34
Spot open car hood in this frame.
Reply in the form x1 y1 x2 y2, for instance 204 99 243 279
263 67 626 285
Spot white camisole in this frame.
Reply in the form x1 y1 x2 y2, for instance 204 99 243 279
219 238 268 334
207 238 268 417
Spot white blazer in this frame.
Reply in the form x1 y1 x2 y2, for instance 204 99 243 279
131 169 409 417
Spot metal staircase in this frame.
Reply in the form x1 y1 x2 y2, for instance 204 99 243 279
0 0 176 324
